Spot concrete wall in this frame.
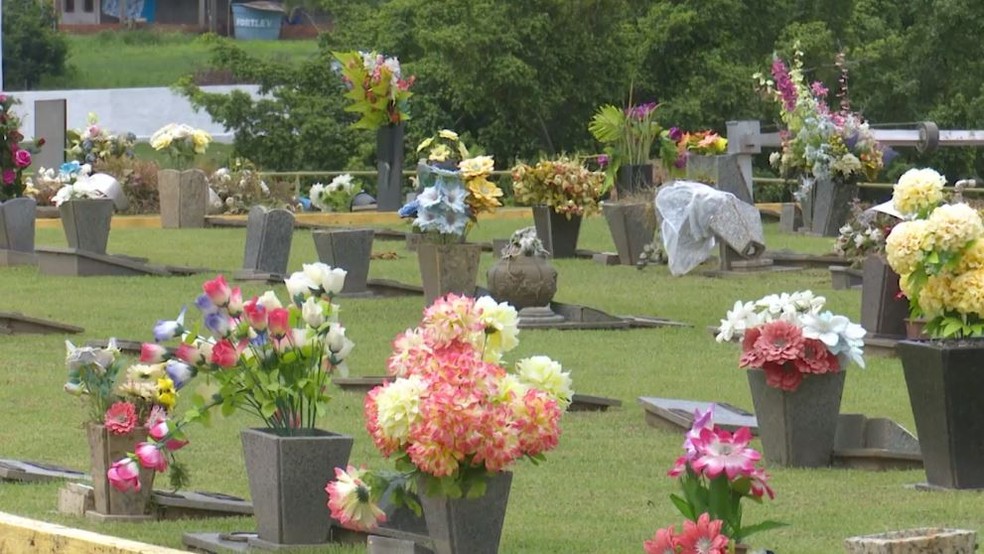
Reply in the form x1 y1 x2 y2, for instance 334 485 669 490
8 85 262 144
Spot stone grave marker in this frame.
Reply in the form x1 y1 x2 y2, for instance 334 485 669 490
685 154 753 205
0 197 38 266
240 206 294 278
638 397 758 433
312 228 374 294
0 312 83 335
861 256 908 338
33 99 67 171
844 528 976 553
833 413 922 471
159 169 209 228
0 459 87 483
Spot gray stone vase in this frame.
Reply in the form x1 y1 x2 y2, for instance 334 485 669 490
486 254 558 310
810 175 858 237
60 198 115 254
87 423 155 516
746 368 846 467
416 242 482 305
685 154 753 205
0 197 37 253
158 169 208 228
602 201 657 266
241 428 354 545
376 123 405 212
312 228 375 294
531 206 581 259
844 528 977 554
897 340 984 489
419 471 513 554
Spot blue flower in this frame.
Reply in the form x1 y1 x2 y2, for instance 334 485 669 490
153 307 187 342
399 199 420 218
165 359 194 390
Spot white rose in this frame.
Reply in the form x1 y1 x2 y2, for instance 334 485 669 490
285 271 317 299
325 323 355 360
302 297 325 328
256 290 283 310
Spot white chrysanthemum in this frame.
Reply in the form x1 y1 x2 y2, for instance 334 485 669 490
515 356 573 408
716 300 761 342
474 296 519 360
893 167 946 216
373 376 425 444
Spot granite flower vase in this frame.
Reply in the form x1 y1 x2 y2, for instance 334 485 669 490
376 123 405 212
417 242 482 305
158 169 208 228
0 197 37 265
87 423 155 517
531 205 581 259
241 428 354 546
685 154 753 204
60 198 114 254
418 471 513 554
806 175 858 237
896 341 984 489
746 368 846 467
602 201 657 266
615 163 653 198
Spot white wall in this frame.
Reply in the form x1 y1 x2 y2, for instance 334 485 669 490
9 85 263 144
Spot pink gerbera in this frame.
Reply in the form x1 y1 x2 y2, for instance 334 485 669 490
104 401 138 435
795 338 840 375
676 513 729 554
690 427 759 480
763 360 805 392
644 525 679 554
753 320 805 363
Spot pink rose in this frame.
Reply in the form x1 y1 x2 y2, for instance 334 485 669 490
202 275 231 306
2 169 14 185
134 442 168 472
210 339 238 368
175 342 201 365
13 149 31 168
268 308 290 338
148 420 189 452
139 343 167 363
107 457 141 492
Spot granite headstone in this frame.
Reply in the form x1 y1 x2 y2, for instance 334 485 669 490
242 206 294 277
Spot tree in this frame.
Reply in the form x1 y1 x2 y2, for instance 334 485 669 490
2 0 68 90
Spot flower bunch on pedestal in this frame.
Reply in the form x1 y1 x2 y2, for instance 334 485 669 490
150 123 212 169
326 293 573 532
333 50 415 130
399 130 502 241
511 156 605 218
309 173 362 212
105 262 355 493
644 406 784 553
885 167 984 338
833 200 901 268
66 112 136 165
717 291 865 391
670 128 728 168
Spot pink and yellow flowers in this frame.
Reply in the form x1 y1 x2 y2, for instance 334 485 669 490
326 465 387 531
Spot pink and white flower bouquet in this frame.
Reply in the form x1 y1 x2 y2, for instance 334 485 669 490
717 291 866 392
326 293 573 532
106 262 355 493
654 406 783 549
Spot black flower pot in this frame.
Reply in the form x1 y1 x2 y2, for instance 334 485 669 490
531 205 581 259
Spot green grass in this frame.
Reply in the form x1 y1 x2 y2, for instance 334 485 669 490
0 219 978 553
39 31 319 90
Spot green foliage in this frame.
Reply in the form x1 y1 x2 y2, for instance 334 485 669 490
2 0 67 90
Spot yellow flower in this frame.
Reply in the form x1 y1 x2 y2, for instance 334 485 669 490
918 273 956 318
493 374 530 404
149 131 173 151
952 268 984 317
156 377 177 410
515 355 573 408
926 202 984 253
892 168 945 216
458 155 494 178
373 376 425 445
415 136 434 154
466 177 503 214
885 220 930 275
428 144 451 162
438 129 459 141
957 239 984 273
191 130 212 154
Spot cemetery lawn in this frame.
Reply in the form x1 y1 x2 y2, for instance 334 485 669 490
38 32 319 90
1 217 978 553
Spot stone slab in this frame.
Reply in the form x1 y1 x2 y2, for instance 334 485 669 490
592 252 621 265
368 535 433 554
56 480 253 520
568 394 622 412
85 511 155 523
768 249 851 268
832 448 923 471
864 335 901 358
0 313 84 335
232 270 286 284
159 169 208 229
831 266 864 290
638 397 759 434
36 247 172 277
844 528 977 553
0 249 38 267
58 482 95 516
0 459 88 483
778 203 802 233
182 532 250 553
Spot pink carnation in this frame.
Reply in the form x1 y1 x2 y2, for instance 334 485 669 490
762 360 805 392
104 401 138 435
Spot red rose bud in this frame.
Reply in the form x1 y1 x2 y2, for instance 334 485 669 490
175 342 201 364
202 274 232 306
210 339 238 368
268 308 290 338
228 287 244 316
36 137 46 147
243 298 268 331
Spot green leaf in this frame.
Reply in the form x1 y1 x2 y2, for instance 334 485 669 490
669 493 695 520
465 479 487 499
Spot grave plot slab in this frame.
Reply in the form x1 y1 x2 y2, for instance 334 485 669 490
568 394 622 412
0 459 88 483
700 244 803 278
524 301 690 331
638 397 758 434
831 265 864 290
36 247 197 278
768 248 851 269
0 312 83 335
0 249 38 266
56 481 254 520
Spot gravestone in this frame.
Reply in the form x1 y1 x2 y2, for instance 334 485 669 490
637 397 759 434
685 154 753 205
0 197 38 265
779 203 802 233
241 206 294 278
159 169 208 228
33 99 67 171
312 228 374 294
861 256 908 338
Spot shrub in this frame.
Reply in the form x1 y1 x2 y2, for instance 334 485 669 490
2 0 68 90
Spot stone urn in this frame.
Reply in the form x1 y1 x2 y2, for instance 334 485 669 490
486 254 558 310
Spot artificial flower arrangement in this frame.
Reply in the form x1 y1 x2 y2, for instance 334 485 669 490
716 290 865 391
0 94 40 201
105 263 356 493
63 338 191 490
588 100 678 192
309 173 362 212
398 129 502 241
66 112 136 165
206 158 276 214
510 156 605 219
49 161 109 207
644 405 784 553
832 200 901 268
333 50 415 130
150 123 212 169
27 161 91 205
755 47 886 194
670 128 728 169
885 167 984 338
326 293 573 531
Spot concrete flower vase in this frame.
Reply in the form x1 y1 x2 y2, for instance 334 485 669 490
416 242 482 305
531 206 581 259
60 198 114 254
418 471 513 554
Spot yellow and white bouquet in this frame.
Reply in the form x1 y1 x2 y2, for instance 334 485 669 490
150 123 212 169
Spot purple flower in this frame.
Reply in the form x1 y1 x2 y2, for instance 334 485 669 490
204 311 231 337
674 153 688 169
165 360 194 389
771 58 798 113
398 199 419 219
843 131 860 151
882 146 898 165
626 101 658 120
683 405 715 458
195 293 216 313
810 81 828 100
598 154 609 168
668 127 683 142
153 307 186 342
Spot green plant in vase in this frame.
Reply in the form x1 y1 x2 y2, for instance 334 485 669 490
588 100 676 196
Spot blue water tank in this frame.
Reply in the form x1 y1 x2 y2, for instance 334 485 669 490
231 2 283 41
